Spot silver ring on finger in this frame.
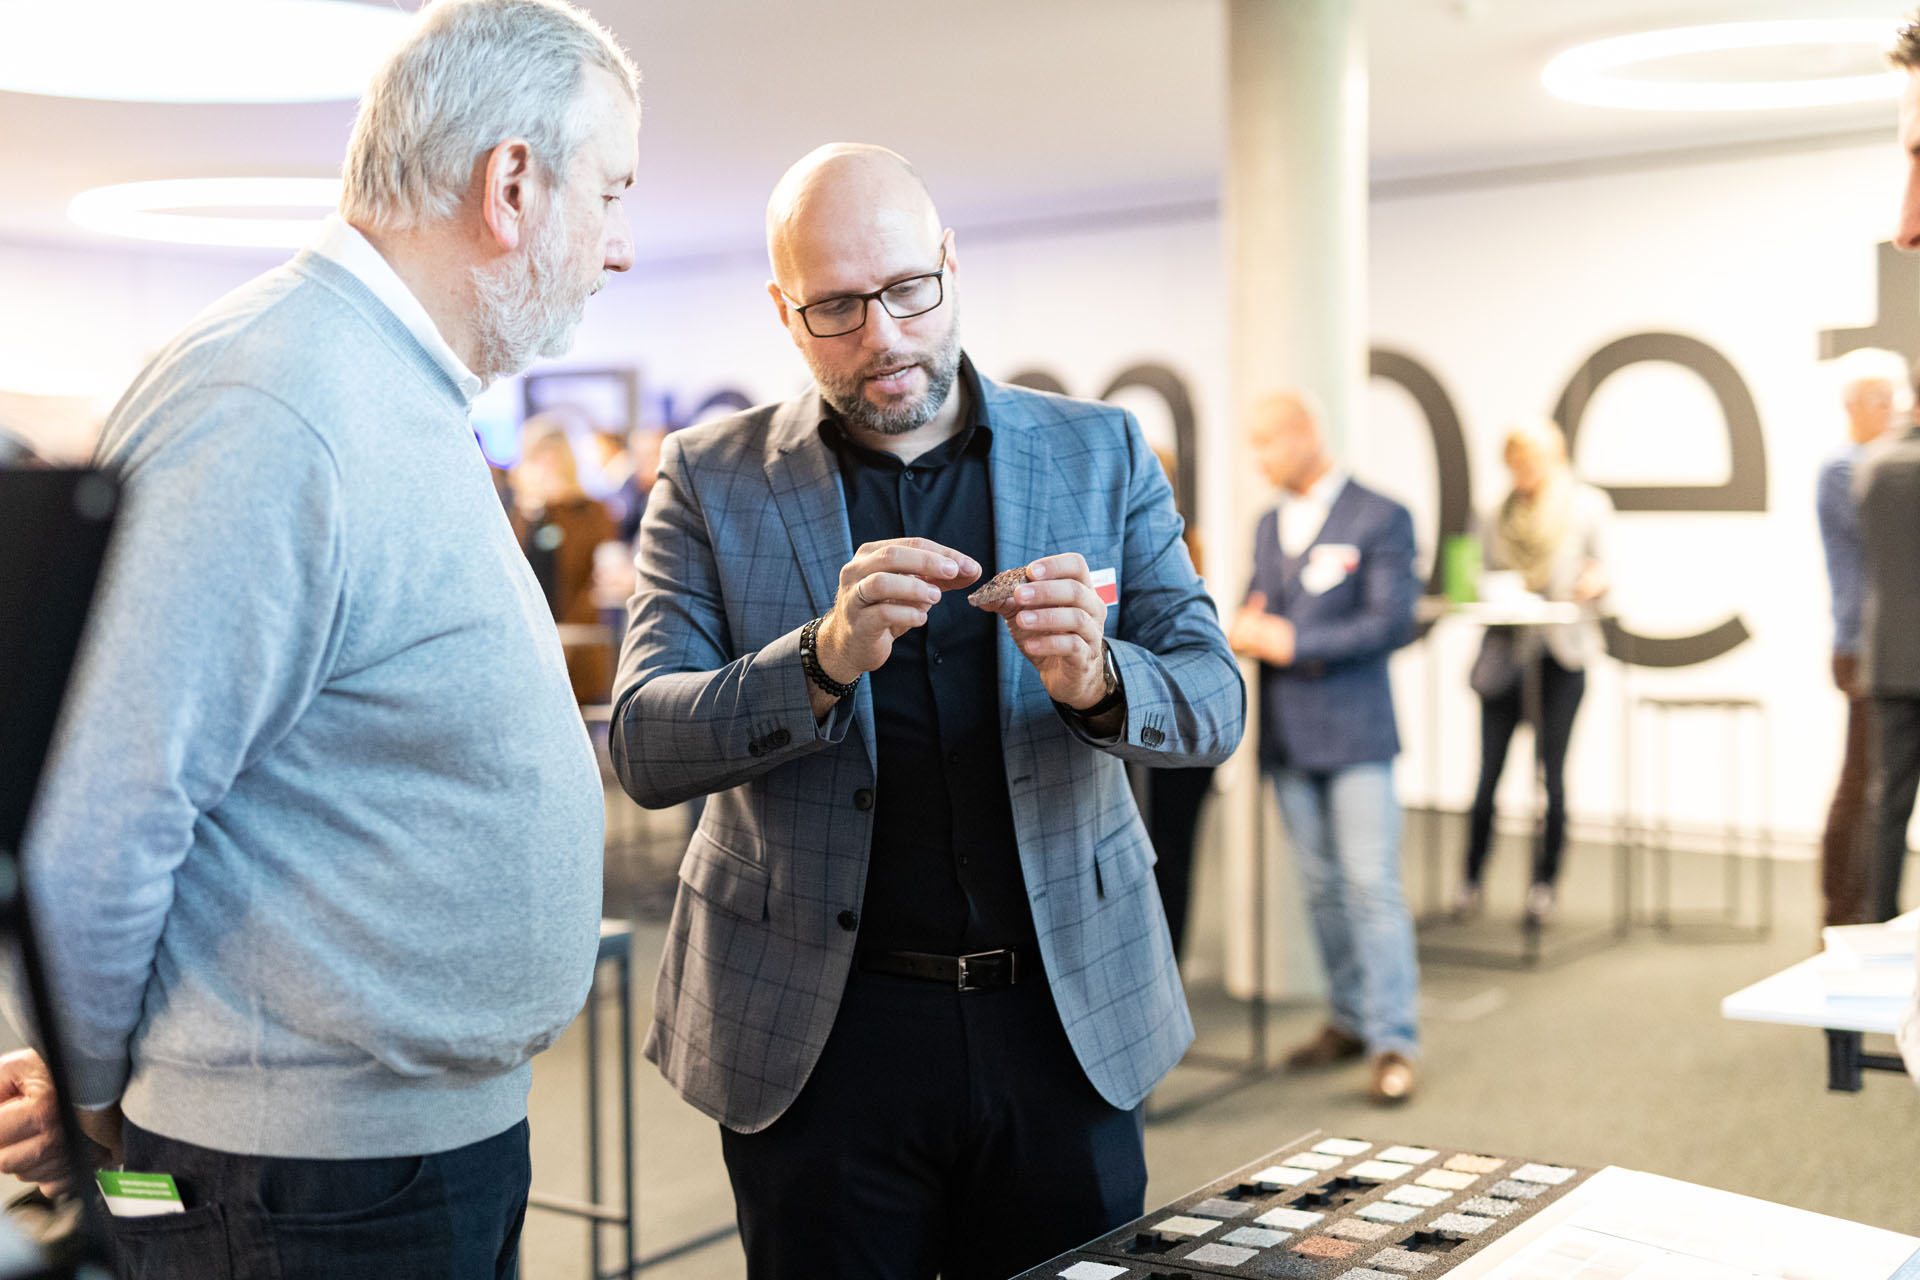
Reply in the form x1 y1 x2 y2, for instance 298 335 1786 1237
854 580 873 606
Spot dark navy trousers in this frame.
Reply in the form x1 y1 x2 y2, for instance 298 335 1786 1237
719 967 1147 1280
108 1118 529 1279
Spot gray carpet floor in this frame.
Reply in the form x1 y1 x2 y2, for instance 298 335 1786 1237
516 835 1920 1278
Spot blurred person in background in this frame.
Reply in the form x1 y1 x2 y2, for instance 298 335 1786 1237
1881 8 1920 1087
0 1 640 1272
1815 349 1903 931
514 415 618 703
1229 390 1422 1104
1143 444 1216 962
616 422 666 545
1453 420 1611 928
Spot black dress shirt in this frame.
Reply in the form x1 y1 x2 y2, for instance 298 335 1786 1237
820 359 1037 957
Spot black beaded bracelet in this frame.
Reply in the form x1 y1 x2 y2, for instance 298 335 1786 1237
800 617 858 699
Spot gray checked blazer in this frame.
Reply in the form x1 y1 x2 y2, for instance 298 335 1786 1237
609 368 1245 1133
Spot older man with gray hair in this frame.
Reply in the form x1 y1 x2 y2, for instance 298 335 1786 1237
0 1 639 1273
1815 348 1903 931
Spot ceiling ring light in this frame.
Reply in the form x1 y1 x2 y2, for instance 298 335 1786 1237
0 0 418 104
1543 19 1904 112
68 178 344 249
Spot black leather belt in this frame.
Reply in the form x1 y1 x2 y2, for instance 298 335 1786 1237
858 948 1020 991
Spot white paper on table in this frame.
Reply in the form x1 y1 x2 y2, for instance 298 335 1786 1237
1457 1167 1919 1280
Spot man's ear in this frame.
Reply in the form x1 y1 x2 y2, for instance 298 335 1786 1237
766 281 799 345
481 138 537 252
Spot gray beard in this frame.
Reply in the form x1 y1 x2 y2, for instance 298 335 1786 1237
818 320 963 436
469 198 590 385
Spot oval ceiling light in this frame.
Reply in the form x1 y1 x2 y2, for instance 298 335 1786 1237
68 178 343 248
1543 19 1904 112
0 0 417 103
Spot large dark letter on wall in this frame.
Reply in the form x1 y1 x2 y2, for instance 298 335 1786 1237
1553 332 1765 668
1369 347 1471 603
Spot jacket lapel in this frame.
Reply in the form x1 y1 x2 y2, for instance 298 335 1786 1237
984 379 1051 739
763 392 875 769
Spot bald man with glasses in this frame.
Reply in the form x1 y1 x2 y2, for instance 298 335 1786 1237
608 143 1243 1280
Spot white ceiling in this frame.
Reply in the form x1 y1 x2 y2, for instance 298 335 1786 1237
0 0 1907 265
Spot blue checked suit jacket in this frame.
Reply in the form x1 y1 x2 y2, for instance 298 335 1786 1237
609 369 1245 1132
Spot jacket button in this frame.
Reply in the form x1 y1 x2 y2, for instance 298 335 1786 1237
1142 728 1165 747
837 910 858 931
853 788 874 811
747 740 764 758
770 727 791 748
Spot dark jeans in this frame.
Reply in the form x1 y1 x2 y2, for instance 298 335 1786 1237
1147 764 1217 961
1822 654 1875 927
720 967 1146 1280
1869 694 1920 922
109 1119 530 1280
1465 651 1586 889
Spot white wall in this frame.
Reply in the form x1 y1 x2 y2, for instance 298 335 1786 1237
6 133 1910 855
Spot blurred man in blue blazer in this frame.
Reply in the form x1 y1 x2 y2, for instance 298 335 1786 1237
1229 390 1422 1103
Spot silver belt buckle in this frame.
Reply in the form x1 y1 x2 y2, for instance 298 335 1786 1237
955 949 1014 991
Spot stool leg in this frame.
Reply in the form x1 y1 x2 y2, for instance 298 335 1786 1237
620 949 635 1277
587 957 603 1279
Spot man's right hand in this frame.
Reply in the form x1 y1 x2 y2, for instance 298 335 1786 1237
0 1048 120 1197
808 538 980 718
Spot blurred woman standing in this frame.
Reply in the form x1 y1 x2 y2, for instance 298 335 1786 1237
512 416 618 704
1454 420 1612 927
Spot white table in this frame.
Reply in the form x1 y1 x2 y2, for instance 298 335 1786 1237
1722 913 1916 1091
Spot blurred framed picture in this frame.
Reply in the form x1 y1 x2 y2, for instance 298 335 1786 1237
522 366 640 437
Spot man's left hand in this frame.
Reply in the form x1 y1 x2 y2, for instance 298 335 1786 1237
979 553 1111 709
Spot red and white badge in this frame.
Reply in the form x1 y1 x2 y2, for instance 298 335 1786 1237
1090 567 1118 606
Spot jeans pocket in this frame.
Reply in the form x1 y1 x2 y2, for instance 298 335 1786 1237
264 1157 451 1276
110 1203 232 1280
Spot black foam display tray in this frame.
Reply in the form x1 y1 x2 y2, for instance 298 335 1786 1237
1010 1130 1593 1280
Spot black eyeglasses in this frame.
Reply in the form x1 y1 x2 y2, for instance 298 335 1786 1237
783 247 947 338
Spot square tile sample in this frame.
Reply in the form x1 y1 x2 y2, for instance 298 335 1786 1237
1294 1235 1362 1258
1249 1164 1317 1188
1510 1163 1576 1185
1324 1217 1392 1242
1415 1169 1478 1190
1442 1153 1506 1174
1348 1160 1416 1182
1488 1178 1549 1199
1256 1206 1326 1230
1313 1138 1374 1157
1224 1227 1291 1248
1375 1145 1438 1165
1059 1265 1128 1280
1371 1247 1436 1273
1459 1195 1519 1218
1384 1185 1450 1207
1430 1212 1497 1236
1281 1151 1345 1171
1186 1243 1260 1266
1152 1215 1219 1238
1338 1270 1404 1280
1248 1256 1322 1280
1191 1197 1253 1219
1355 1200 1422 1223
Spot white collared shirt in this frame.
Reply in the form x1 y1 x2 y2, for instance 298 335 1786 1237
1278 468 1349 558
306 214 484 404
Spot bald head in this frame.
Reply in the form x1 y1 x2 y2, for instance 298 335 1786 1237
766 143 942 289
1247 391 1330 493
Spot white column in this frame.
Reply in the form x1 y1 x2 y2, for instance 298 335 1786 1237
1214 0 1369 1000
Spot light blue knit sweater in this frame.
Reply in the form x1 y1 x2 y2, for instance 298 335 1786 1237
22 251 605 1158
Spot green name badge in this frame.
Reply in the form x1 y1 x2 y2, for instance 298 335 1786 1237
96 1170 184 1218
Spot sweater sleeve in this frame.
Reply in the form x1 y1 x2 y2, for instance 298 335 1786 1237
11 389 346 1106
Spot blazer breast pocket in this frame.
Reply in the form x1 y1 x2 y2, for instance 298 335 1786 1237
679 829 771 922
